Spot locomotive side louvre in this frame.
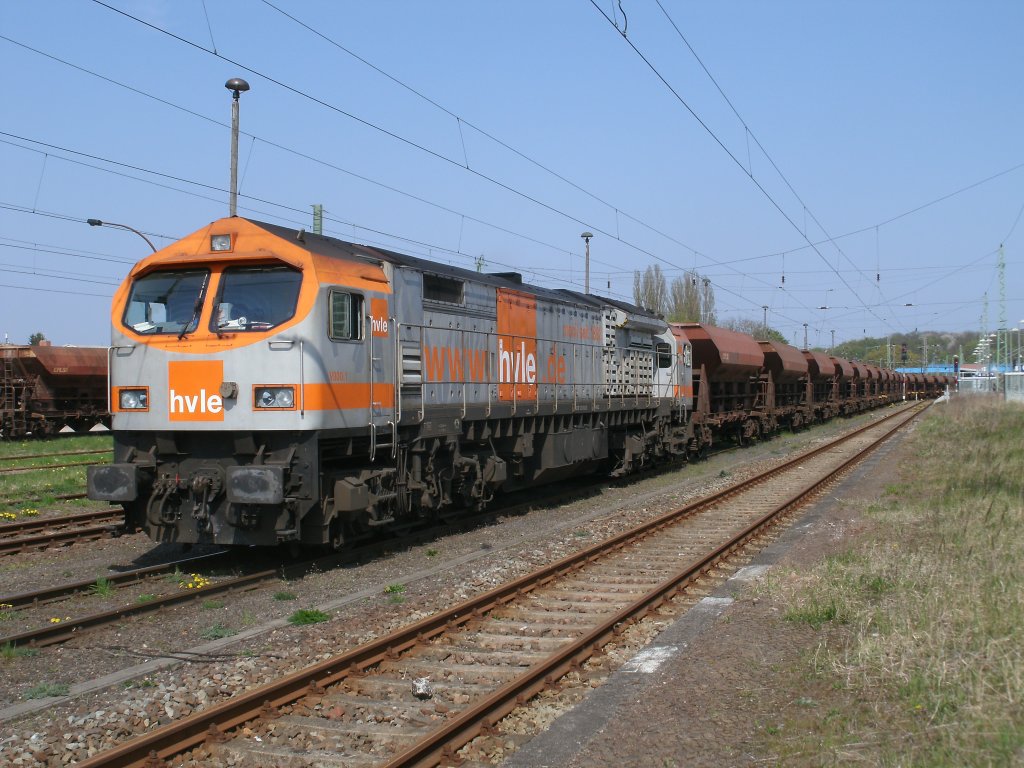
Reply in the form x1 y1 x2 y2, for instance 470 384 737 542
89 217 696 549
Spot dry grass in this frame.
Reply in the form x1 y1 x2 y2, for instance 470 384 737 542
770 397 1024 766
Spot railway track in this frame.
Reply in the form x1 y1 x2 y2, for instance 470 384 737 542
74 402 925 768
0 509 127 556
0 490 87 507
0 550 232 609
0 458 107 475
0 477 601 649
0 447 111 463
0 557 273 650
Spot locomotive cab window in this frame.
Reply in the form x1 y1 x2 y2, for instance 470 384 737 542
328 290 364 341
212 265 302 332
122 269 209 335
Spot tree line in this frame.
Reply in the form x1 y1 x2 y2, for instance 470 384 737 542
632 264 716 324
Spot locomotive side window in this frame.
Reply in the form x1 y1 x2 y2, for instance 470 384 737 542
123 269 209 335
423 273 464 304
656 342 673 368
212 265 302 332
328 290 364 341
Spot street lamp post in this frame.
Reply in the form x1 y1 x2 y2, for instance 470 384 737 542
761 305 768 337
225 77 250 217
830 329 835 353
86 219 157 252
580 232 593 294
802 322 808 350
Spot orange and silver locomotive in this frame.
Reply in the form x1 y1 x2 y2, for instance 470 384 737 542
88 217 918 549
88 218 695 548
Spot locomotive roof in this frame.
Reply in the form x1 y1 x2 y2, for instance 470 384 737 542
248 219 663 322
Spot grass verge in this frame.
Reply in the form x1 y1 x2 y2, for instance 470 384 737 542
765 397 1024 766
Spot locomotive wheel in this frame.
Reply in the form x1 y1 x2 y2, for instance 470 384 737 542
327 519 345 552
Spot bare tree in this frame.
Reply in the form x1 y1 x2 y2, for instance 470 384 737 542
632 265 668 316
723 317 787 343
668 271 702 322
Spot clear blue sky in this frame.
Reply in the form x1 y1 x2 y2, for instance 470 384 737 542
2 1 1022 355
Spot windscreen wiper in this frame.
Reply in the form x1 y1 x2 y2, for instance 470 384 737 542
178 274 210 340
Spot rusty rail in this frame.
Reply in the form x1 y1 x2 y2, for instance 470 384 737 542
72 403 924 768
0 510 128 556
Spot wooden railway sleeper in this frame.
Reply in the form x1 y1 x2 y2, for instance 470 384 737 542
71 406 924 768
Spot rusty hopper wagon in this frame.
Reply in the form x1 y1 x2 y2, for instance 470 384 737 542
0 344 110 438
758 339 810 430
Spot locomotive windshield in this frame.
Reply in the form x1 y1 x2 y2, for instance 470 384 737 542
122 269 209 335
211 265 302 332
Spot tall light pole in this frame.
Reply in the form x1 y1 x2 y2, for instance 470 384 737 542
580 232 593 294
761 305 768 337
225 77 250 217
830 329 835 353
803 322 808 350
86 219 156 252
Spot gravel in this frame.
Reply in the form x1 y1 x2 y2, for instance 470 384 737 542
0 410 893 766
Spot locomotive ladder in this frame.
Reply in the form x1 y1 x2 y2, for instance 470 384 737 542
1 357 27 436
367 315 398 463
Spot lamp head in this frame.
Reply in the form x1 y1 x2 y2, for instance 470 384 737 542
225 77 250 97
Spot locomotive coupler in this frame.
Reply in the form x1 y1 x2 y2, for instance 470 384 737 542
188 469 224 532
146 474 182 527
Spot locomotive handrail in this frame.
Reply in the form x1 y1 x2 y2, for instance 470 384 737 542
393 319 402 427
299 339 305 418
368 312 376 463
485 329 492 418
460 327 467 420
106 344 136 417
105 346 111 417
512 345 518 416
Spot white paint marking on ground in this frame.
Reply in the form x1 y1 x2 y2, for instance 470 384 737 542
732 565 771 582
698 596 734 608
622 645 679 673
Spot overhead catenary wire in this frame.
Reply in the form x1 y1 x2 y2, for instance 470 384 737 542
83 1 812 323
5 6 1010 339
589 0 897 335
255 0 710 266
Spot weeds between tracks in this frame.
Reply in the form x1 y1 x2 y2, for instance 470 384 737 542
764 397 1024 766
0 435 111 515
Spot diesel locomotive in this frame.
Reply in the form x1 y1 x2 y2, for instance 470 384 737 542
87 217 698 549
87 216 937 550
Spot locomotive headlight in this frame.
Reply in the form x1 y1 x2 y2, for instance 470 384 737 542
118 388 149 410
210 234 232 252
254 386 295 409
